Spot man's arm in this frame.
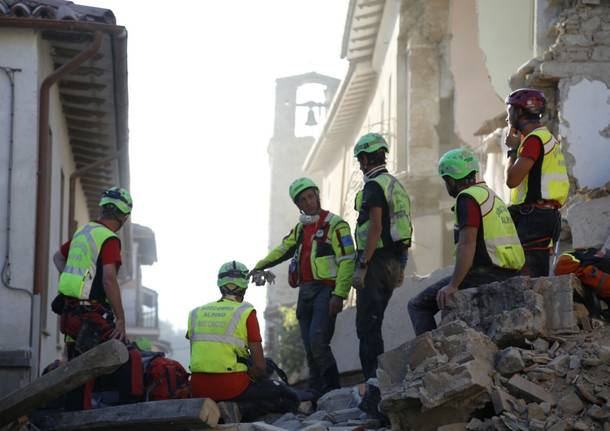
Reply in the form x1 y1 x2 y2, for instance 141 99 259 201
53 250 66 273
254 226 300 270
102 263 127 341
506 156 535 189
437 226 477 309
362 207 383 264
247 341 266 379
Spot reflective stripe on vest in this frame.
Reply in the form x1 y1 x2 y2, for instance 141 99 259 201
295 212 355 281
58 222 117 299
457 184 525 270
355 173 412 251
510 127 569 206
189 300 253 373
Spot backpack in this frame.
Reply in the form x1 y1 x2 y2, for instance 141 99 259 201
555 248 610 298
143 353 190 400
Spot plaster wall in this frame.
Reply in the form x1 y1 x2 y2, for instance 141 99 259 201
0 29 41 355
559 78 610 189
450 0 505 149
475 0 535 99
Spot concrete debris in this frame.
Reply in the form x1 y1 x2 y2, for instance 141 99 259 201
315 387 360 413
375 274 610 431
377 320 497 431
441 275 577 345
495 347 525 376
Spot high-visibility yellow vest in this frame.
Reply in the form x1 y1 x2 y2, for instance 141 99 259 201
510 127 569 206
355 173 412 251
188 299 253 373
58 222 118 299
457 184 525 270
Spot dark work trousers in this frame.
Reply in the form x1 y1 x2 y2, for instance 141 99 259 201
296 282 340 393
509 205 561 277
356 249 403 380
407 267 520 336
234 378 300 421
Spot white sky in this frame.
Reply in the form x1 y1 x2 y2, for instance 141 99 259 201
78 1 349 331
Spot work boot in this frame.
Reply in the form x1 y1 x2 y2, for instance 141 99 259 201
320 363 341 394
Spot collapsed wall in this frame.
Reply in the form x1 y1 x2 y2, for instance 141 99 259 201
378 274 610 431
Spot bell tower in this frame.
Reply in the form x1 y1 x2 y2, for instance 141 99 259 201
265 72 339 357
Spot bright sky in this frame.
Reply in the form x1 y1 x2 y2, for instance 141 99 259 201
78 1 349 331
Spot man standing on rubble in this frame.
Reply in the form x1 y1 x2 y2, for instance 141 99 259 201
188 261 299 418
53 187 131 350
52 186 132 409
250 177 356 396
352 133 412 380
408 149 525 335
505 88 570 276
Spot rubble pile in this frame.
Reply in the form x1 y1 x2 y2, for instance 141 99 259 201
225 387 387 431
378 274 610 431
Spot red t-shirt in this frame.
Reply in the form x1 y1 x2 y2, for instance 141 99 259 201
190 310 262 400
299 210 329 284
60 238 122 268
60 220 122 268
518 136 542 162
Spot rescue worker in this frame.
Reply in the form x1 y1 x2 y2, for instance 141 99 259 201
188 261 299 419
52 186 132 409
505 88 570 276
353 133 412 380
53 186 131 349
250 177 356 395
408 149 525 335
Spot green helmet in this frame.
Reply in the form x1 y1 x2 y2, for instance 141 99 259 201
438 148 480 180
217 260 249 290
289 177 318 202
354 133 389 157
134 337 152 351
99 187 133 214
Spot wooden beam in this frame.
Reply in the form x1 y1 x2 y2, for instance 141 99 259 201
0 340 128 427
31 398 221 431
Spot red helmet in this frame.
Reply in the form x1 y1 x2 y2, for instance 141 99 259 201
505 88 546 116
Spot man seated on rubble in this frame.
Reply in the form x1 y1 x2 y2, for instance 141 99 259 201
52 187 132 410
408 149 525 336
187 261 299 420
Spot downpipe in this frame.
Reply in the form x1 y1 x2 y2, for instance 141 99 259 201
32 31 103 379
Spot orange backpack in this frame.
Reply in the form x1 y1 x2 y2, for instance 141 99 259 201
555 248 610 298
143 353 190 400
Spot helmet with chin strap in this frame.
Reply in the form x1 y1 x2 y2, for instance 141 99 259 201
505 88 546 117
217 260 249 293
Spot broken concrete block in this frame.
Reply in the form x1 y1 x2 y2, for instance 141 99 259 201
327 407 363 423
316 387 359 412
566 195 610 248
506 375 554 404
442 276 576 345
379 321 497 431
558 390 584 415
527 402 546 421
490 387 517 414
304 410 330 422
496 347 525 376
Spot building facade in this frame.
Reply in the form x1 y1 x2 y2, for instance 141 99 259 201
299 0 610 376
0 1 164 393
